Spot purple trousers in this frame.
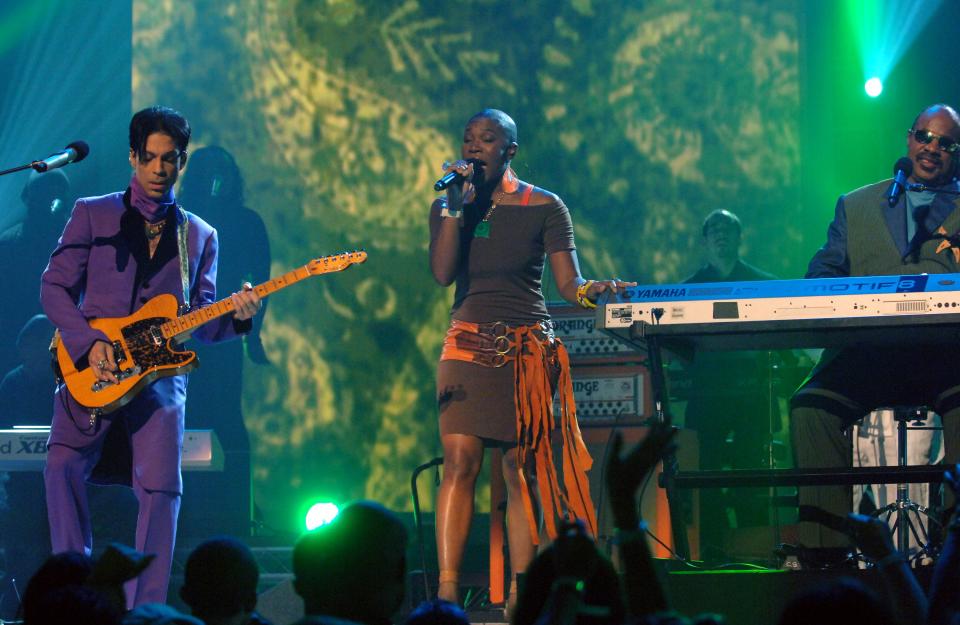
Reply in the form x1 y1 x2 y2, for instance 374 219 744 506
44 375 185 607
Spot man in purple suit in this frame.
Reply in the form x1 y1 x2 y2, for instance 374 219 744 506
40 106 262 607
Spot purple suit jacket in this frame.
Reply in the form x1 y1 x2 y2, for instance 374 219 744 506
42 191 242 362
40 190 246 489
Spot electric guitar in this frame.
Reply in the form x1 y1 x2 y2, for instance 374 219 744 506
54 250 367 413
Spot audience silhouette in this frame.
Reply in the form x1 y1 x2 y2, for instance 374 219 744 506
180 536 272 625
291 500 407 625
19 544 151 625
9 463 960 625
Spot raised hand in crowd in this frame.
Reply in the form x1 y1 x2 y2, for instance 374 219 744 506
605 422 677 619
511 519 624 625
844 513 926 625
929 465 960 625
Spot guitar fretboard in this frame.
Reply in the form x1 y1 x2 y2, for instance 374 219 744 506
160 263 324 339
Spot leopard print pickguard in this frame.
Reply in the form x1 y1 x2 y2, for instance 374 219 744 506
122 317 193 369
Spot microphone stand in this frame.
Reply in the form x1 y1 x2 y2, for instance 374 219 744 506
907 183 960 195
0 160 43 177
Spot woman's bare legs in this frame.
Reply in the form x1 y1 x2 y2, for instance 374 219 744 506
436 433 484 603
502 446 539 613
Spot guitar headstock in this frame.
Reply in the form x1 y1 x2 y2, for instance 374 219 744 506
306 250 368 275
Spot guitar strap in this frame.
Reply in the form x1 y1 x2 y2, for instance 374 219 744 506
176 206 190 315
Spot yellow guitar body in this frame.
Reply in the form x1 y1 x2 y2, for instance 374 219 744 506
56 293 197 413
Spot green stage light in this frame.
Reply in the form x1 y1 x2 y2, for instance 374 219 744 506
305 502 340 530
846 0 941 94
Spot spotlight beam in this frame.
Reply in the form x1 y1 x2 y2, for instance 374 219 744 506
846 0 942 88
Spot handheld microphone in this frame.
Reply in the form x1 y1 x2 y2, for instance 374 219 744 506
886 157 913 207
433 159 481 191
32 141 90 173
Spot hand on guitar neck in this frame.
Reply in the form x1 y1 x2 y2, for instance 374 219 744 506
230 281 262 321
62 250 367 413
88 282 262 387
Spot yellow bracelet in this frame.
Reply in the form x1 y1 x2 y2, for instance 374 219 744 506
576 280 596 309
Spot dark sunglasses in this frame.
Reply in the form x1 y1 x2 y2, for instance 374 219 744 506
909 128 960 154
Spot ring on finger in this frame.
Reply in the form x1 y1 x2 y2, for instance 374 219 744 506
97 359 106 370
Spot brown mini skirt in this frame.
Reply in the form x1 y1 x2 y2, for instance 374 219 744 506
436 318 597 541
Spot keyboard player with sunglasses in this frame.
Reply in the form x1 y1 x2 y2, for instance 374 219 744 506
791 104 960 548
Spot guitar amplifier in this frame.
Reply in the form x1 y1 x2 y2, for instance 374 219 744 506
558 364 651 426
548 304 644 364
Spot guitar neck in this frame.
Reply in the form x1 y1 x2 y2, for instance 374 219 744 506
160 263 314 338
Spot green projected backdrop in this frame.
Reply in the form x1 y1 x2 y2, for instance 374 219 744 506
132 0 802 533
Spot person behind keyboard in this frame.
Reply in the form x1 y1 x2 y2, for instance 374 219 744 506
681 209 786 561
791 103 960 548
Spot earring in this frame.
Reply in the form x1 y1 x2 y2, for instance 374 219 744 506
502 166 519 193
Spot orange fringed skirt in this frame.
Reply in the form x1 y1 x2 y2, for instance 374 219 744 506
439 319 597 542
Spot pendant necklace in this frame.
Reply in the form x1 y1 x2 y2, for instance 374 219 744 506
474 191 504 239
144 220 166 240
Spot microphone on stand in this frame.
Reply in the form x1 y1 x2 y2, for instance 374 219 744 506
32 141 90 173
433 159 482 191
886 157 913 207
